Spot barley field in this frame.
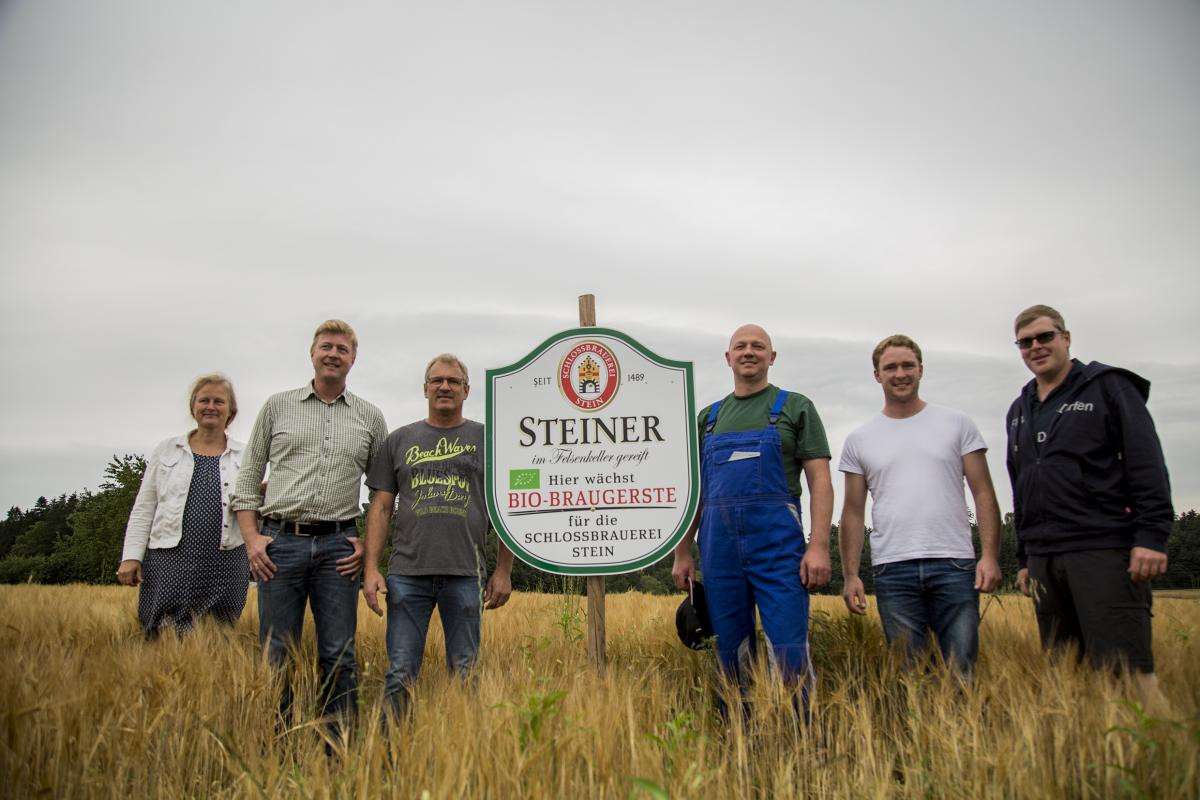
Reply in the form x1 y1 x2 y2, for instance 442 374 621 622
1 585 1197 799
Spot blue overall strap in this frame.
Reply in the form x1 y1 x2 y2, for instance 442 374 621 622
704 399 723 434
768 390 789 425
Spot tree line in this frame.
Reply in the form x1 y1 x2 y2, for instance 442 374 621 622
3 454 1199 593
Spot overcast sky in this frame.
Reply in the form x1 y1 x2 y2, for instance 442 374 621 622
1 1 1197 523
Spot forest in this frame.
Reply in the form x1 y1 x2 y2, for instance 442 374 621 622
3 453 1199 593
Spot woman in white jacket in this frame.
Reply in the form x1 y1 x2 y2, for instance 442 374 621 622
117 374 249 636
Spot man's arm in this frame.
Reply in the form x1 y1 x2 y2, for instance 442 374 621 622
672 511 700 590
839 472 868 614
1106 377 1172 582
336 408 391 579
1005 411 1032 596
800 457 833 589
963 450 1002 592
234 402 274 583
674 415 707 591
485 536 515 609
361 490 395 616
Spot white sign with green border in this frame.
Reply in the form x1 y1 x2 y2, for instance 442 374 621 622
486 328 698 576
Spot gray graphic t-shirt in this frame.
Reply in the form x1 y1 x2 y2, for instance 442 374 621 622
366 419 488 577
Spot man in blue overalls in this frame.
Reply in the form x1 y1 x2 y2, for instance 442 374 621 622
673 324 834 712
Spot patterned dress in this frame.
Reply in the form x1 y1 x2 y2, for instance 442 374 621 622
138 453 250 636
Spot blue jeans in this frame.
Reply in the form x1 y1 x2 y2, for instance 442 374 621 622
257 528 360 724
873 558 979 676
383 575 483 717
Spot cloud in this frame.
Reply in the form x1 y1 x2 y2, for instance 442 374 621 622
1 1 1197 518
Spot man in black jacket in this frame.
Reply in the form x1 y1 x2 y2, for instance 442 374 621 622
1007 304 1172 708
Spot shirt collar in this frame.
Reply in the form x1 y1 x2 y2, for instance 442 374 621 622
297 382 351 406
1024 359 1084 404
171 432 241 456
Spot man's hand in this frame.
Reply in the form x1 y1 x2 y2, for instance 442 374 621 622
362 569 387 617
800 543 831 589
842 574 867 615
1128 546 1167 582
484 571 512 609
246 532 276 583
336 536 364 579
672 550 697 590
1017 567 1031 597
116 559 142 587
975 555 1002 593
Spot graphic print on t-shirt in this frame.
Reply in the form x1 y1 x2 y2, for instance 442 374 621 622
405 435 478 518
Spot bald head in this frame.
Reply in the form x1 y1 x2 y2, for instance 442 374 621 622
729 324 773 352
726 324 776 394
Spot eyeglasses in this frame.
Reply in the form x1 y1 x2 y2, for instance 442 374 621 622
1015 330 1061 350
426 376 465 387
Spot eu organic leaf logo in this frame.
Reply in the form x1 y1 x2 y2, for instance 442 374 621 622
509 469 540 490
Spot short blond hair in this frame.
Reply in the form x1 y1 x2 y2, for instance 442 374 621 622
872 335 922 370
1014 305 1066 335
311 319 358 352
424 353 469 385
188 373 237 427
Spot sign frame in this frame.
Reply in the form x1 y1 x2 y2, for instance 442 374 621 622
485 326 699 576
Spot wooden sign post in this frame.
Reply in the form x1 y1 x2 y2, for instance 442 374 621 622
578 294 606 672
484 296 699 676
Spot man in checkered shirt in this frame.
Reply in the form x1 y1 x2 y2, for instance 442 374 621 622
232 319 387 740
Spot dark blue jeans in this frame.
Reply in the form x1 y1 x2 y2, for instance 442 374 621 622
383 575 483 718
257 528 360 726
873 557 979 676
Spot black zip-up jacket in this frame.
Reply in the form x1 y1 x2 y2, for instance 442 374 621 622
1006 360 1173 566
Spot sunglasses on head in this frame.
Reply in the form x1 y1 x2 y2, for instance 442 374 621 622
1015 330 1061 350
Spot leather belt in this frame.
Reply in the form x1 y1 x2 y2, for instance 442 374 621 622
262 517 357 536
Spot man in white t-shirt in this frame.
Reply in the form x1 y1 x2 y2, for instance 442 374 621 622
838 335 1002 675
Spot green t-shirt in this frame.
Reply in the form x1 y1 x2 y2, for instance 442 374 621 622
697 384 831 496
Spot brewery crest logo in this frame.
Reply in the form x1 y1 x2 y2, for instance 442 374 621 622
559 340 619 411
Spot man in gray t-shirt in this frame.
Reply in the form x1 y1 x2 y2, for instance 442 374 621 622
362 354 514 719
375 416 490 578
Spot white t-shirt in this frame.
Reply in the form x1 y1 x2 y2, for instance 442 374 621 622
838 403 986 565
